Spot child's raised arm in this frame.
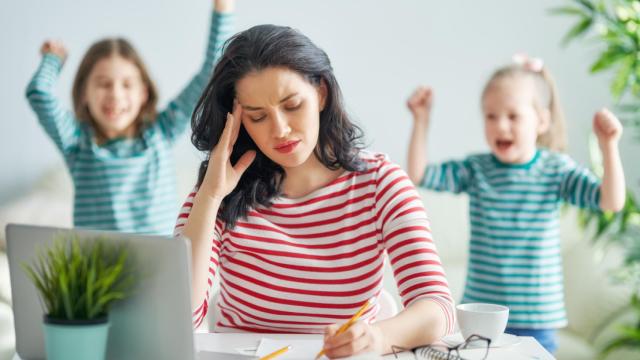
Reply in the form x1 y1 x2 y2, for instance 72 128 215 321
155 0 235 143
406 86 433 184
25 40 80 156
593 108 626 211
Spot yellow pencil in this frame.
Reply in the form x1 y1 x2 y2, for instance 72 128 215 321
259 345 291 360
315 297 376 360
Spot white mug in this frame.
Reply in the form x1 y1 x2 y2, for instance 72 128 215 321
456 303 509 343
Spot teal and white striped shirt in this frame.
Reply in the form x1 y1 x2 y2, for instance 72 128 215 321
26 11 234 235
421 149 601 329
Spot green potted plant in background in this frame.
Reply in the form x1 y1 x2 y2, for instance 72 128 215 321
22 234 133 360
552 0 640 357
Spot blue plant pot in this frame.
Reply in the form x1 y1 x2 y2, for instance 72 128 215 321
43 315 110 360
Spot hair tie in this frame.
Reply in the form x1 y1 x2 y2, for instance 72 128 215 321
513 53 544 73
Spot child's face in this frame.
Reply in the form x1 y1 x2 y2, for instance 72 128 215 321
84 55 148 139
482 77 549 164
235 66 326 170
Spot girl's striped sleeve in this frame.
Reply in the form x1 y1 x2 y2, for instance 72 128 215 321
420 159 471 194
25 54 80 156
156 11 235 143
559 156 601 210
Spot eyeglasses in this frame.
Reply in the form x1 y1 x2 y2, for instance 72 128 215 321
391 334 491 360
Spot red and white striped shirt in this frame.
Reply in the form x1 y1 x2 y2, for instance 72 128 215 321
175 152 454 333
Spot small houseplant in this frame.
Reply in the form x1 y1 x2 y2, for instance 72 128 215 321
22 234 133 360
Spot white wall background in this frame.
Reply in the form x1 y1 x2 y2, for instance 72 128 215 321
1 0 638 205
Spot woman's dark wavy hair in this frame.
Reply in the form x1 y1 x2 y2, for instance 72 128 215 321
191 24 365 228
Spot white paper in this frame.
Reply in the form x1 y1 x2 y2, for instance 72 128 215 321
458 348 534 360
256 338 324 360
255 338 383 360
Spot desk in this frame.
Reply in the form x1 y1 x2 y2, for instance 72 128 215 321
194 333 555 360
12 333 555 359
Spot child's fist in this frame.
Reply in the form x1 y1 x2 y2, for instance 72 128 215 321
407 86 433 125
40 40 67 62
593 108 623 147
214 0 235 13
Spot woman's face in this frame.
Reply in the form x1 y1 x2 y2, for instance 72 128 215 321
235 67 326 170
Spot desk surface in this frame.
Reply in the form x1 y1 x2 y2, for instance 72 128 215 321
12 333 555 360
194 333 555 360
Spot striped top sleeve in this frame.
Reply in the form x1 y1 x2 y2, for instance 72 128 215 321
559 157 601 210
25 53 80 156
173 189 224 329
155 11 234 144
420 159 472 194
375 159 455 334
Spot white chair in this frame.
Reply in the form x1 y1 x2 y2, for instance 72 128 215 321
375 289 399 322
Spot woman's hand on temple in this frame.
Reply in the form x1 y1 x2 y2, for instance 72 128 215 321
200 101 256 200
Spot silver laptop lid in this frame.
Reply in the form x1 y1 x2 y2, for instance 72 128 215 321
6 224 195 360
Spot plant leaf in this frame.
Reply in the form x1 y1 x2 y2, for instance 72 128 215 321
562 17 594 45
548 6 588 17
611 55 636 99
600 337 640 357
58 271 73 320
590 47 631 73
575 0 595 11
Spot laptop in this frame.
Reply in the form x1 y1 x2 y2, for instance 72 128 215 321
6 224 196 360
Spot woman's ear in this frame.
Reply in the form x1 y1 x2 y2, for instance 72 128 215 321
318 79 328 111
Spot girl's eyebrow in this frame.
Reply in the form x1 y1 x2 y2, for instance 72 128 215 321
242 93 299 111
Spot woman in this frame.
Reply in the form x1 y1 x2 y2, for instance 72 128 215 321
175 24 454 358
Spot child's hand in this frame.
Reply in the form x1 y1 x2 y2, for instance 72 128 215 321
40 40 67 63
407 86 433 126
214 0 235 13
593 108 623 149
321 322 385 358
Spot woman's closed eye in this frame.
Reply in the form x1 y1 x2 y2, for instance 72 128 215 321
248 103 302 122
284 101 303 111
248 113 266 122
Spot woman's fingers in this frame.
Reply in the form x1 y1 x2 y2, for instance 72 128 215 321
234 150 256 175
326 324 365 348
323 324 340 342
323 325 370 358
216 112 234 153
230 101 243 146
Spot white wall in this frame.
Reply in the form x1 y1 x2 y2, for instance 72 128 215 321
1 0 638 205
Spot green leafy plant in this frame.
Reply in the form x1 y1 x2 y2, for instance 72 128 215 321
551 0 640 100
22 234 134 321
552 0 640 356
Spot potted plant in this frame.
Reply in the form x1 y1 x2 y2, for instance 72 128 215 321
21 234 133 360
552 0 640 357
